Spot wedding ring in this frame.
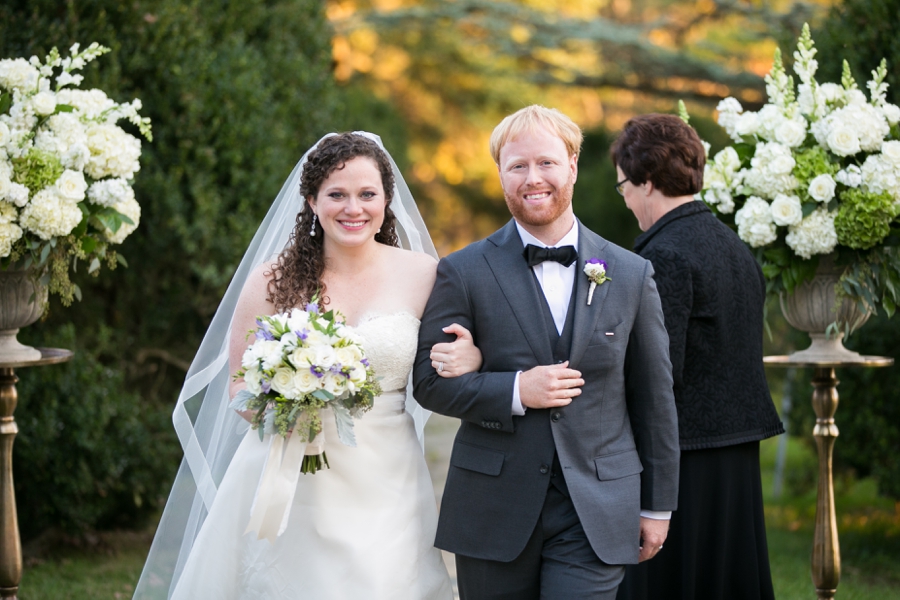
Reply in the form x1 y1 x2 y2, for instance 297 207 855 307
437 361 444 373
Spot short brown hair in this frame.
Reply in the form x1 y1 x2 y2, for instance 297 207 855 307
610 114 705 197
490 105 583 164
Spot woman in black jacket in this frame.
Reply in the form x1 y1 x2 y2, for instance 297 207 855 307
612 114 784 600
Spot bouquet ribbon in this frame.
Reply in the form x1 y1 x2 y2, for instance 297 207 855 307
245 427 326 542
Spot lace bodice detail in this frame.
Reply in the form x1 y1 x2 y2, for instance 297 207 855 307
354 312 421 392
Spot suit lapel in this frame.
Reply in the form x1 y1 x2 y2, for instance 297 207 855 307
569 223 613 370
484 220 554 366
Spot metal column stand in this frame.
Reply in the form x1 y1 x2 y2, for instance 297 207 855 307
0 348 73 599
764 355 893 599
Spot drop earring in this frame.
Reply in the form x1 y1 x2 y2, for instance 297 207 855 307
309 214 317 236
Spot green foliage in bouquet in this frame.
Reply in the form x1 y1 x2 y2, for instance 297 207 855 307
696 24 900 318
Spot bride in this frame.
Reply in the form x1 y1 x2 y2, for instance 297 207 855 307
134 132 480 599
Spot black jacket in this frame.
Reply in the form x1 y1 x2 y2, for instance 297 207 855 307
634 201 784 450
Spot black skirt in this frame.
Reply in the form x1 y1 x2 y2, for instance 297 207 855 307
616 441 775 600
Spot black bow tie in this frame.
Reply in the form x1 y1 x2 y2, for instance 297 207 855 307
523 244 578 268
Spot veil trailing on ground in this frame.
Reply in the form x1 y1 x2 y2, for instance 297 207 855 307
133 132 437 599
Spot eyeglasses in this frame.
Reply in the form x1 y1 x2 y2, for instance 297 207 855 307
614 178 629 196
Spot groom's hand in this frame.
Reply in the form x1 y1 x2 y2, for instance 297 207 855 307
637 517 669 562
519 361 584 409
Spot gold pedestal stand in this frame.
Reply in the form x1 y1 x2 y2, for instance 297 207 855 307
764 354 893 599
0 348 73 600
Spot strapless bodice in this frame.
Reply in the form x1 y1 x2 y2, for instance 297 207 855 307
354 312 421 392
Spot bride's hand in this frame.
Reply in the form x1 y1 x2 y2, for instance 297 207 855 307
430 323 482 378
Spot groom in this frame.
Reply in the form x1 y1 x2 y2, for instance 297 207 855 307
413 105 680 598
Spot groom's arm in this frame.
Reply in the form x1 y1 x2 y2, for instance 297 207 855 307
625 261 681 512
413 257 519 432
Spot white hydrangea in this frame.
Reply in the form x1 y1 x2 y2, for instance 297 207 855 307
85 124 142 179
835 165 862 188
18 188 83 240
0 201 17 224
785 207 838 259
742 142 798 198
0 122 9 150
105 195 141 244
33 113 89 168
701 147 743 214
861 153 900 201
770 194 803 226
87 177 132 207
0 58 40 92
734 196 777 247
808 174 837 202
55 88 116 120
733 112 760 140
755 105 788 142
5 183 29 207
0 172 8 200
54 169 87 201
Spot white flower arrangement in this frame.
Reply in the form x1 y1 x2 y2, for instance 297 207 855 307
0 43 151 304
696 25 900 315
230 300 381 474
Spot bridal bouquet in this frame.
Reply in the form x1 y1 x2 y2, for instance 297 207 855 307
0 42 152 304
231 301 380 474
698 25 900 316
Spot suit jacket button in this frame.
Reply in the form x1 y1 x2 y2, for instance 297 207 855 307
539 464 549 474
551 412 561 422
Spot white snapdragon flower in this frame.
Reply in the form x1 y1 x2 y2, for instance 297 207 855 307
18 188 82 240
86 178 131 207
835 165 862 188
785 207 838 259
733 112 760 139
85 124 142 179
734 196 777 247
808 174 837 202
105 194 141 244
30 91 57 116
846 89 868 106
882 103 900 126
716 97 744 141
55 169 87 201
0 58 40 92
770 194 803 226
55 88 116 120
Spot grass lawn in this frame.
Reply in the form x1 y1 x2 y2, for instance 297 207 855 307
18 434 900 599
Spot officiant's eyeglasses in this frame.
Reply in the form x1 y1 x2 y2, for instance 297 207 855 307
614 178 629 196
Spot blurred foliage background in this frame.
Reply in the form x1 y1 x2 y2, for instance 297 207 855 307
4 0 900 543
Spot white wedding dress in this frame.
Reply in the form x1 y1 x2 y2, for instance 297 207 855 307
170 312 453 599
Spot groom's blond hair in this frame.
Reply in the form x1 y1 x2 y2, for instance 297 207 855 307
490 105 583 165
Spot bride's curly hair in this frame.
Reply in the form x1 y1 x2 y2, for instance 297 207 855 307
267 133 400 311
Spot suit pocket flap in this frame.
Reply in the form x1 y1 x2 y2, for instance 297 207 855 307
450 442 504 476
594 449 643 481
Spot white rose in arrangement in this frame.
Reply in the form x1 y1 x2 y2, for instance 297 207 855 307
835 165 862 188
289 347 316 369
305 329 332 348
770 194 803 226
785 207 838 259
0 58 39 91
0 122 9 148
55 169 87 201
775 118 807 148
30 91 57 116
733 112 760 139
312 344 337 369
293 369 321 394
85 123 142 179
755 105 785 141
87 178 132 207
18 189 82 240
335 345 363 367
243 339 280 370
322 372 346 396
243 366 263 395
808 174 836 203
105 195 141 244
825 125 861 157
286 308 310 331
270 368 299 398
880 141 900 165
735 196 777 247
349 363 368 385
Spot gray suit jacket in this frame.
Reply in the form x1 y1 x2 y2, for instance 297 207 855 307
413 219 679 565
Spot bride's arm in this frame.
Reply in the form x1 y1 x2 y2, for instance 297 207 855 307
429 324 482 378
229 262 277 421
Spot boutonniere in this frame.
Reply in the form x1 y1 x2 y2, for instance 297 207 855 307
583 258 610 305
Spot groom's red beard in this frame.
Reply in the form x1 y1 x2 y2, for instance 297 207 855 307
503 175 575 228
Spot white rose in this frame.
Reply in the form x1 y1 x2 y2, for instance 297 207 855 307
270 367 299 398
881 141 900 165
312 344 337 369
882 103 900 125
0 122 9 148
243 366 263 395
31 91 57 116
775 119 807 148
335 346 362 367
322 372 346 396
770 153 796 175
734 112 760 138
244 339 280 370
808 174 836 203
349 363 368 385
55 169 87 201
305 329 331 348
289 347 316 369
286 308 310 331
770 194 803 226
826 126 861 156
293 369 320 394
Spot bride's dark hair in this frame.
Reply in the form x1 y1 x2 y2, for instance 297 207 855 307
267 133 400 311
